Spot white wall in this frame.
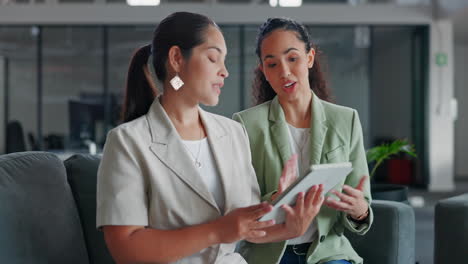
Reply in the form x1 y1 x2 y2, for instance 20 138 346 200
454 44 468 179
428 19 455 191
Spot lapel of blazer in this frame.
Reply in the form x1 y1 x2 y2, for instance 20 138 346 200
309 93 328 166
146 99 219 212
269 96 293 167
199 109 234 215
308 94 333 239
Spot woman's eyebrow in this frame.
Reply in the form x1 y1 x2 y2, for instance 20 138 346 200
263 47 299 61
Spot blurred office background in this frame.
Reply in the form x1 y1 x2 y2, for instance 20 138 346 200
0 25 434 180
1 1 467 186
1 1 467 262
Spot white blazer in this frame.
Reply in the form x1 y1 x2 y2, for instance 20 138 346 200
97 98 261 264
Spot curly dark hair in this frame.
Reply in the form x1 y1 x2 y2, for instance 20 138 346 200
253 17 332 105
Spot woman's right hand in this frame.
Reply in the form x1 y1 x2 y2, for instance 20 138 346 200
213 202 276 244
281 184 324 238
245 185 324 244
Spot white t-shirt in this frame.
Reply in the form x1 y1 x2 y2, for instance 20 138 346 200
182 138 225 212
286 123 318 245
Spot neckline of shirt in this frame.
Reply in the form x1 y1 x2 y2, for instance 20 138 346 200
287 122 310 131
181 137 208 144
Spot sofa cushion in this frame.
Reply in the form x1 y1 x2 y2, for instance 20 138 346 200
65 154 114 264
0 152 89 264
346 200 415 264
434 193 468 264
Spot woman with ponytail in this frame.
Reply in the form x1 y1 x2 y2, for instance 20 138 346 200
233 17 373 264
97 12 324 264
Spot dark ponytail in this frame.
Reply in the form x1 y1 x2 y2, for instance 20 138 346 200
253 17 332 105
122 12 218 123
122 45 157 123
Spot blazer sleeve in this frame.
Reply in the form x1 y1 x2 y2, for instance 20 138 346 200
96 129 149 229
341 110 374 235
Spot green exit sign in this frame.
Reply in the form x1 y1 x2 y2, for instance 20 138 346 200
436 52 448 67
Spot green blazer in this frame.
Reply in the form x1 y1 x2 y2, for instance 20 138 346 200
233 94 373 264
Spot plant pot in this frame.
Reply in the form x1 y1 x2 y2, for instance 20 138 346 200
371 183 409 203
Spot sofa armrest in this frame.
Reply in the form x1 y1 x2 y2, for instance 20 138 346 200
346 200 415 264
434 193 468 264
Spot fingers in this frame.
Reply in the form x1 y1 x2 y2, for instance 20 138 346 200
356 175 368 191
278 177 286 193
302 185 324 218
294 192 305 213
250 203 273 220
285 154 297 178
316 195 325 207
312 187 325 206
281 192 305 217
304 185 322 205
325 197 351 212
282 154 297 177
288 154 298 164
279 154 298 194
332 190 354 204
281 204 296 217
304 185 317 205
326 186 368 215
238 202 272 221
341 185 361 198
285 154 298 180
248 219 275 230
246 230 267 239
245 202 270 212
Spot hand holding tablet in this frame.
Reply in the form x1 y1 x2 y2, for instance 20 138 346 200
260 162 353 224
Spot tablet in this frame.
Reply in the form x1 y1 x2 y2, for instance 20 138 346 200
259 162 353 224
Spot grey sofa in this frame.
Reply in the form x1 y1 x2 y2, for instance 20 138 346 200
0 151 416 264
434 193 468 264
0 151 113 264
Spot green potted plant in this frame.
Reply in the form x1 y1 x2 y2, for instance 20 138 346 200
367 139 417 202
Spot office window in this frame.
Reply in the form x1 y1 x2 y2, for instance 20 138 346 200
308 26 371 147
42 26 103 150
203 26 242 117
0 24 428 185
107 25 155 132
0 26 38 152
108 26 154 97
242 26 260 108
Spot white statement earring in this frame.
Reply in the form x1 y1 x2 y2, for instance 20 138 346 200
170 73 184 91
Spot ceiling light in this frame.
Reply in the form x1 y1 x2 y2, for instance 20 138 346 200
127 0 160 6
270 0 302 7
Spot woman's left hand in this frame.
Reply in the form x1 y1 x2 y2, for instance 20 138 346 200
324 175 369 220
270 154 298 201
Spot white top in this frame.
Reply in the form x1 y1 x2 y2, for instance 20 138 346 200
286 123 317 245
182 138 225 212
